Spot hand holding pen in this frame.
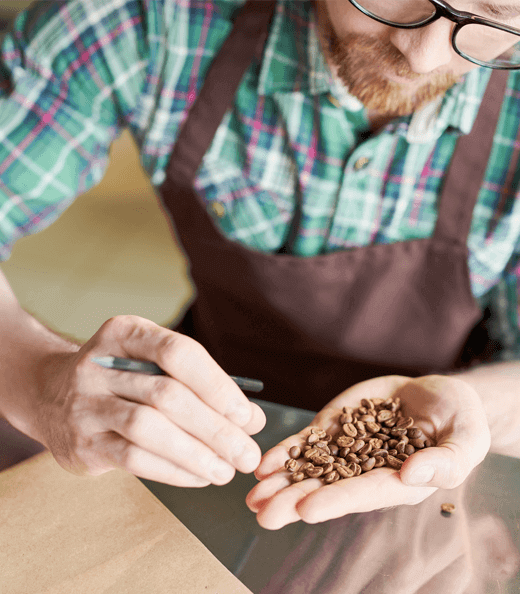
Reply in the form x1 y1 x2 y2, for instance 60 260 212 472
32 315 266 488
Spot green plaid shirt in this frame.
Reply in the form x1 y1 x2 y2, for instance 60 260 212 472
1 0 520 360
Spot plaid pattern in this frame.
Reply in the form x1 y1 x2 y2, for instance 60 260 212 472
1 0 520 359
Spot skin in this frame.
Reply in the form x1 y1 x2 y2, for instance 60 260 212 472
245 0 520 530
313 0 520 125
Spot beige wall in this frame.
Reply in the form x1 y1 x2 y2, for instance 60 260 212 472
1 131 194 343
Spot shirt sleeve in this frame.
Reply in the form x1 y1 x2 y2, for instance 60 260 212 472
0 0 149 261
479 248 520 363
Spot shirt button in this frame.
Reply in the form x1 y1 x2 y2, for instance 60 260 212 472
210 201 226 218
354 157 370 171
328 94 342 108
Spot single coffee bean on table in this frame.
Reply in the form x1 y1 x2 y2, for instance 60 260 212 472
285 395 435 484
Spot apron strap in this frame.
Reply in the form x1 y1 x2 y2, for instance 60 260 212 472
433 69 511 245
165 0 276 188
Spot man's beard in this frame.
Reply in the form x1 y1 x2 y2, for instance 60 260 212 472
321 22 461 116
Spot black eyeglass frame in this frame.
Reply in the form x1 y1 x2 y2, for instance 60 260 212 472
348 0 520 69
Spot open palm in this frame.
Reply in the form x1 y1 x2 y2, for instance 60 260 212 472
246 375 490 530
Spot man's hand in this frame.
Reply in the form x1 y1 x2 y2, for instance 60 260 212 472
32 315 266 487
246 375 490 530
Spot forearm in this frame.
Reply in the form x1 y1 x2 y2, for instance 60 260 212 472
453 361 520 457
0 269 81 441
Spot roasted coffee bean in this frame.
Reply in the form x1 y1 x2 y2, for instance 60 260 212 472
337 465 355 478
359 442 373 455
372 398 385 406
342 406 354 415
396 441 407 454
329 444 339 456
388 449 398 456
324 433 333 442
358 454 369 462
310 428 321 434
395 416 414 430
346 453 361 463
384 417 398 427
387 439 399 449
404 444 415 455
307 433 320 445
355 421 366 433
323 463 335 474
440 503 455 516
357 406 368 415
424 438 433 448
374 456 386 467
306 466 324 478
353 463 362 476
343 423 358 437
361 457 376 472
409 438 425 449
314 440 328 449
390 427 407 437
351 439 365 453
371 448 388 458
376 410 393 422
361 398 374 409
285 458 299 471
375 432 390 441
360 414 376 423
397 454 409 461
324 470 340 483
299 462 314 473
334 457 347 466
407 428 424 439
304 448 321 460
291 472 305 482
339 447 350 457
386 455 403 469
337 436 355 448
366 421 381 434
289 446 302 459
382 442 390 450
399 434 409 445
340 413 353 425
369 438 383 449
378 427 391 435
302 444 312 453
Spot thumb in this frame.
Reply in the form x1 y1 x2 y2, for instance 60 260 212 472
400 438 489 489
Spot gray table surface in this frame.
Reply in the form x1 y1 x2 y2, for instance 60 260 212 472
141 398 520 594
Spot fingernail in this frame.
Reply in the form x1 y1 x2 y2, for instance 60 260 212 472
229 403 251 426
242 448 260 471
407 465 435 486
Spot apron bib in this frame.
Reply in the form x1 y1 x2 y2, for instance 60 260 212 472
159 0 511 411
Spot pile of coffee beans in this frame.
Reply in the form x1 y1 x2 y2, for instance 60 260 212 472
284 396 434 484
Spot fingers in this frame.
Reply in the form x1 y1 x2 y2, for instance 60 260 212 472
103 397 240 485
99 432 212 487
92 316 254 428
101 372 263 475
399 378 491 490
246 468 436 530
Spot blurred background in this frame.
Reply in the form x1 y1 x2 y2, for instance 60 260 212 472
0 2 193 344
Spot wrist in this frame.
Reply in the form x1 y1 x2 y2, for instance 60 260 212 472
0 309 81 443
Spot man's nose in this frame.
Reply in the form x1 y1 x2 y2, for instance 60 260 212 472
389 18 455 73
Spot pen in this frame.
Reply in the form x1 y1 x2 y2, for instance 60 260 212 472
91 356 264 393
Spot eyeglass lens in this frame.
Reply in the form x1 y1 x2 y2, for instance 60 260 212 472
351 0 520 67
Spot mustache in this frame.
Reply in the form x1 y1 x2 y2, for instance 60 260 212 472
323 29 460 116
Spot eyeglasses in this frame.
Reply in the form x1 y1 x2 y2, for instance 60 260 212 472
348 0 520 69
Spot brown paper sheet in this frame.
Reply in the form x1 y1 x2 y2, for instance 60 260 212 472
0 452 253 594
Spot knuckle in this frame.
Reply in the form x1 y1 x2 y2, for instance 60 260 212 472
148 376 176 410
120 442 140 472
122 406 151 441
158 333 207 373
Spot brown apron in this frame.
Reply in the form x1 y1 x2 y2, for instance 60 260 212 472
159 1 510 412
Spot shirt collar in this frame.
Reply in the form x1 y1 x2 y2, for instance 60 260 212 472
257 0 332 95
257 0 494 140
